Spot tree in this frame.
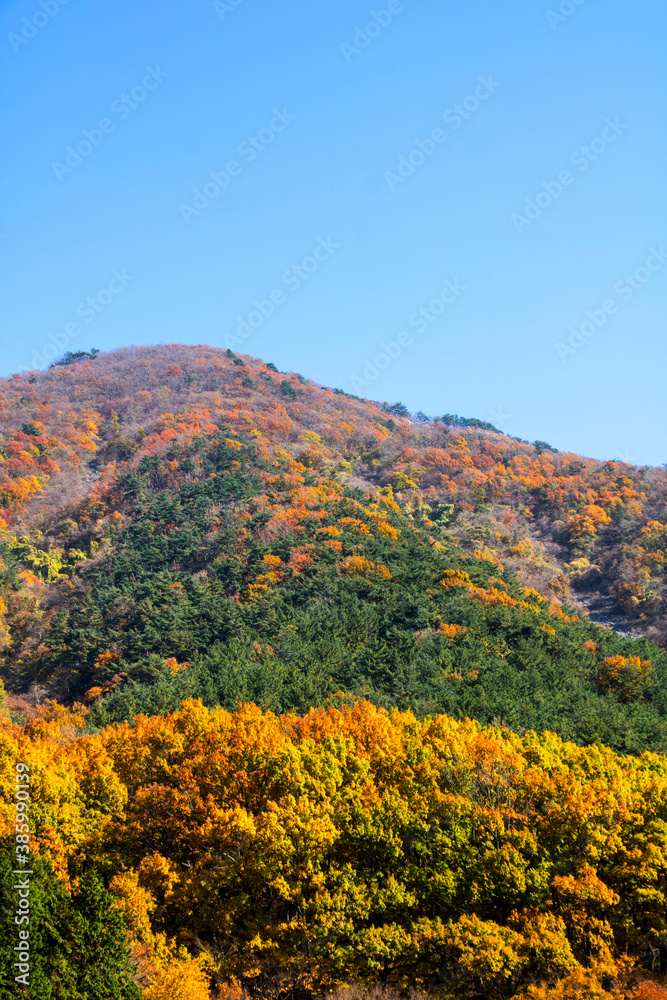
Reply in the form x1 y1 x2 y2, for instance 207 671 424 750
0 840 141 1000
534 440 559 454
50 349 100 368
382 402 409 418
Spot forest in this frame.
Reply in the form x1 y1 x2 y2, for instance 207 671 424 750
2 344 667 998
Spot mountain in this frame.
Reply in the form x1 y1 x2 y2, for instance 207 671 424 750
1 344 666 743
2 344 667 998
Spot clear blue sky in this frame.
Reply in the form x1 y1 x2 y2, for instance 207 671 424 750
2 0 665 464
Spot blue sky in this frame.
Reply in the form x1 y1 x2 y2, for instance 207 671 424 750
1 0 665 464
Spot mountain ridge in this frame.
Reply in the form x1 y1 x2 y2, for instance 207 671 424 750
2 343 666 638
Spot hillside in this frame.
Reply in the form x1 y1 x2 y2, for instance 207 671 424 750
3 345 667 633
3 344 667 998
0 345 666 749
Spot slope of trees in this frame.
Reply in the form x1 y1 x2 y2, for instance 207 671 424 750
0 421 664 757
2 344 666 641
1 345 667 996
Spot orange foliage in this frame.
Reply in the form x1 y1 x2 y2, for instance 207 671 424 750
596 655 655 702
439 623 466 639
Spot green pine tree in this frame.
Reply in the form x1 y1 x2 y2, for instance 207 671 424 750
0 840 141 1000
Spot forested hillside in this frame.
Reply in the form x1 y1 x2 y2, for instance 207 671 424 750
2 344 667 998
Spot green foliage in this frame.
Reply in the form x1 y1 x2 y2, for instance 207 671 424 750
534 440 559 454
382 402 410 417
50 349 99 368
442 413 500 432
0 841 140 999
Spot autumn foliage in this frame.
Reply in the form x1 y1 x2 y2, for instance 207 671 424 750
2 699 667 997
1 344 666 634
1 345 667 996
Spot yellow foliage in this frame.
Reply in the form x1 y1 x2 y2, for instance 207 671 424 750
339 556 392 580
390 471 419 491
565 504 612 539
338 517 373 536
521 963 617 999
1 695 667 994
441 570 533 611
443 913 523 982
643 520 665 538
439 569 473 589
110 869 157 942
95 648 120 670
143 955 211 1000
366 510 400 539
566 557 599 579
378 487 402 515
164 657 190 675
474 549 505 572
596 655 655 702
